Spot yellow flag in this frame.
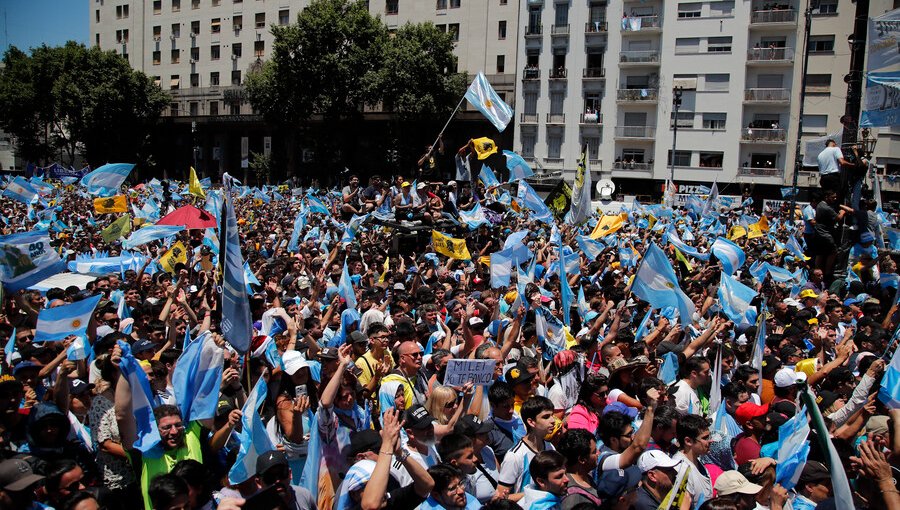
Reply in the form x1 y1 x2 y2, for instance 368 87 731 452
479 255 492 267
93 195 127 214
432 230 471 260
378 257 390 283
471 137 498 160
589 213 628 239
647 214 658 231
101 214 132 243
747 223 765 239
189 167 206 199
673 246 693 272
756 215 769 231
159 241 188 274
728 225 747 240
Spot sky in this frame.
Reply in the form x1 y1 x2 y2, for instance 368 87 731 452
2 0 88 53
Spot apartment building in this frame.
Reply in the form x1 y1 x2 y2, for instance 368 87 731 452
513 0 897 197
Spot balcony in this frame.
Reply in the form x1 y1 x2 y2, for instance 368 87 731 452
543 157 564 166
579 113 603 126
525 24 542 37
585 21 608 34
750 9 798 26
622 15 661 33
616 88 659 102
615 126 656 139
744 88 791 103
619 50 660 66
551 24 570 37
520 113 538 124
546 113 565 125
740 128 787 143
583 67 605 79
523 68 541 81
613 161 653 171
738 166 783 177
549 68 568 80
746 47 794 64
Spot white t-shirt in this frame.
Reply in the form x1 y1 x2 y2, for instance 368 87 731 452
817 146 843 175
498 438 556 493
672 380 702 416
390 444 440 487
672 451 712 502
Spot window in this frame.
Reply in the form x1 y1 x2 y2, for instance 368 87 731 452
500 0 507 5
95 10 100 23
496 55 505 73
231 70 242 85
675 38 700 54
233 43 242 58
707 36 732 53
668 150 692 166
170 75 180 90
254 40 264 57
802 114 828 130
171 49 180 64
153 76 161 87
702 113 727 130
699 152 723 168
172 23 181 38
279 9 290 25
812 0 838 14
172 0 180 12
210 71 220 86
116 30 129 44
153 51 161 65
806 74 831 91
808 35 835 53
153 0 162 14
449 24 460 42
190 102 199 116
95 33 100 47
209 101 219 116
191 21 200 35
524 93 538 114
170 103 179 116
116 4 130 18
498 21 507 39
190 47 199 61
704 73 729 91
521 134 535 158
673 74 698 90
192 0 200 9
436 24 446 33
709 1 734 16
256 13 265 29
450 0 461 7
678 2 702 18
554 3 569 25
211 18 221 34
671 111 694 128
386 0 398 15
190 73 199 87
124 4 130 18
153 26 162 40
547 135 562 159
211 44 220 60
437 0 447 9
621 149 645 163
550 92 565 114
212 0 220 5
233 15 242 31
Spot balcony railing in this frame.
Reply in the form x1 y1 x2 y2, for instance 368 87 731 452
549 68 568 79
747 47 794 62
520 113 538 123
551 24 570 35
583 67 605 78
544 157 564 165
619 50 660 64
614 162 653 171
751 9 798 24
615 126 656 138
579 113 603 124
741 128 787 142
616 88 659 101
738 166 783 177
744 88 791 102
525 24 542 36
546 113 566 124
622 15 661 32
523 68 541 80
585 21 608 33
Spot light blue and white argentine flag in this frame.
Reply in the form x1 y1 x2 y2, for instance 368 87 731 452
464 72 513 132
490 249 512 288
711 237 746 275
339 258 358 311
172 331 224 422
117 340 161 453
459 203 491 230
576 235 605 261
0 231 65 291
122 225 185 250
774 405 810 489
503 150 534 182
667 229 710 261
80 163 134 195
878 336 900 409
228 375 274 484
630 243 695 326
219 175 252 353
2 177 37 204
516 180 553 223
34 294 102 343
717 273 758 326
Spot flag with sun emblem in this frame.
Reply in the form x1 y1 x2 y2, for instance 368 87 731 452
630 243 695 326
465 72 513 132
33 294 103 343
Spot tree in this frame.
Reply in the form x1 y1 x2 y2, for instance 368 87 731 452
0 42 169 166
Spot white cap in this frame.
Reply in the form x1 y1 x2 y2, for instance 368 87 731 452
96 325 115 338
774 367 807 388
283 350 309 376
714 470 763 496
637 450 682 473
468 316 484 327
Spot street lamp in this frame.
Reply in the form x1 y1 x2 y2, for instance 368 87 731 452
669 86 683 204
860 127 877 159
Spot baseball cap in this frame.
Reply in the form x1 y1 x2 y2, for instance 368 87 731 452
255 450 289 475
416 182 426 190
131 338 157 355
735 402 769 426
282 350 310 376
68 378 95 396
348 331 368 345
318 347 339 360
637 450 682 473
343 429 382 459
715 470 763 496
468 316 485 328
774 367 807 388
0 458 44 492
401 181 411 188
603 401 639 419
0 375 23 391
815 390 840 412
798 289 819 300
505 365 535 386
797 461 830 486
404 405 436 430
393 282 406 291
860 232 875 243
455 415 493 436
13 361 41 375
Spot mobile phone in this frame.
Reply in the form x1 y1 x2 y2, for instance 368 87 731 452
295 385 308 398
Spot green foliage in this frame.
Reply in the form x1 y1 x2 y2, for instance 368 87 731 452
0 42 169 165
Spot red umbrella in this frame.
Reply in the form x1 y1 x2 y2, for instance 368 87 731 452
156 205 217 229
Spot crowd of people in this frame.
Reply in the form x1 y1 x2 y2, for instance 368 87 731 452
0 138 898 510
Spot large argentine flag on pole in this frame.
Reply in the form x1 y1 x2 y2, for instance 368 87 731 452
117 340 161 453
711 237 746 275
122 225 185 250
218 174 252 353
80 163 134 195
630 243 695 326
228 375 274 484
172 331 224 422
717 273 758 326
2 177 38 204
33 294 103 343
464 72 513 132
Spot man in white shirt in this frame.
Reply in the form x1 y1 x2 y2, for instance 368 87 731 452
671 357 710 416
817 139 848 196
671 415 713 505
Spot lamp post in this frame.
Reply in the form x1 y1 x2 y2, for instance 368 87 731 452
669 86 683 206
789 1 813 222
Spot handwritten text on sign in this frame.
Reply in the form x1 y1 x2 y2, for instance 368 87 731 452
443 359 496 387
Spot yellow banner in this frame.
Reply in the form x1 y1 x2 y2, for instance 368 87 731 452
728 225 747 240
159 241 188 274
189 166 206 199
432 230 471 260
93 195 127 214
100 214 132 243
589 213 627 239
747 223 765 239
674 246 693 272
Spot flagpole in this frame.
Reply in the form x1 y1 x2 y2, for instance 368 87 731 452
429 95 467 154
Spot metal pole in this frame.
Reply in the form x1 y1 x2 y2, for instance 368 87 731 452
840 0 870 150
669 87 683 206
789 1 812 222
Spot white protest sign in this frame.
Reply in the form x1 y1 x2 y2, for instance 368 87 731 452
443 359 496 387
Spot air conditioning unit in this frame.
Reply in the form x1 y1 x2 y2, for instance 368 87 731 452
153 36 161 42
190 59 196 64
231 54 239 60
190 32 197 38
